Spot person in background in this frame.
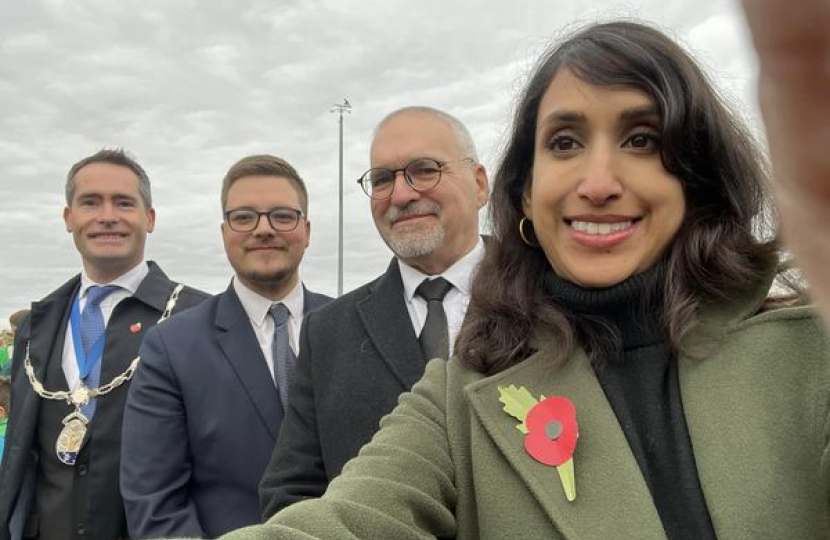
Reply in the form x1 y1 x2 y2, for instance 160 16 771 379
8 310 29 335
0 149 207 540
121 155 331 539
259 107 489 519
181 19 826 540
0 334 11 378
0 310 30 377
0 376 9 462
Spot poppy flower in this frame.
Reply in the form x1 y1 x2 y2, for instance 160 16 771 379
524 396 578 467
498 386 579 501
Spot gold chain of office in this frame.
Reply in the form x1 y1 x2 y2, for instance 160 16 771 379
23 284 184 465
23 283 184 405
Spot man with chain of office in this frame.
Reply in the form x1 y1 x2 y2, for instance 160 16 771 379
0 149 207 540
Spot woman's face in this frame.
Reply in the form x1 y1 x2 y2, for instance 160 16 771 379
523 69 685 288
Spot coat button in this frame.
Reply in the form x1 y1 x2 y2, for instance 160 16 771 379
77 464 88 476
76 523 86 535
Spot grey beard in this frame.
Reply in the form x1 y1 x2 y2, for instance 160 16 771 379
383 224 445 259
381 200 444 258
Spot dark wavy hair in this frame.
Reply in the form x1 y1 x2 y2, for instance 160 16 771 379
457 21 783 375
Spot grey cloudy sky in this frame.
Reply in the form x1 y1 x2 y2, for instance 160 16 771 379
0 0 761 327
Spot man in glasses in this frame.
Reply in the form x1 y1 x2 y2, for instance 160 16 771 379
0 149 207 540
120 155 331 538
260 106 489 518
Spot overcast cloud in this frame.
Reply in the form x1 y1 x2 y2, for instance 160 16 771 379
0 0 761 326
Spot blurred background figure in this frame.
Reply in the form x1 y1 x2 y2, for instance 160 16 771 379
0 310 30 377
0 376 9 462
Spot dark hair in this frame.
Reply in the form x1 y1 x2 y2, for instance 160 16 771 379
8 309 29 330
66 148 151 208
0 376 10 413
457 21 782 374
221 154 309 214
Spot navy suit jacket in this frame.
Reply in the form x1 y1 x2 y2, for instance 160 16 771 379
120 282 331 539
259 258 430 519
0 262 207 540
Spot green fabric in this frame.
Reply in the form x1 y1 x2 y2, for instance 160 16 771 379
0 418 6 462
195 283 830 540
0 345 10 376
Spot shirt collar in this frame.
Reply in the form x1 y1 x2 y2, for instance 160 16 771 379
232 276 305 327
398 237 485 301
79 260 149 298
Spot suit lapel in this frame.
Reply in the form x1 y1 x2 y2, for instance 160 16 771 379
129 262 176 313
675 277 775 535
465 342 667 540
26 278 78 386
10 278 77 457
357 259 425 390
215 285 283 439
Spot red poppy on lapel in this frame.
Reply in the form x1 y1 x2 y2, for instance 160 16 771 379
130 322 142 334
499 385 579 501
525 396 578 466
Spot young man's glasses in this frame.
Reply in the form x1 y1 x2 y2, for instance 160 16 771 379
224 207 304 232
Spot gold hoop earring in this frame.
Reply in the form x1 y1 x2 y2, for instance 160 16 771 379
518 217 539 247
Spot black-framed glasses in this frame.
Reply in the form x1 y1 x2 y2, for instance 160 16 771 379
224 207 305 232
357 157 474 200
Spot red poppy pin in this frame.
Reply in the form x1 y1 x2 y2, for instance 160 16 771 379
498 384 578 501
130 322 142 334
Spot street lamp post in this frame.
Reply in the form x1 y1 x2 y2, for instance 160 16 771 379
330 99 352 297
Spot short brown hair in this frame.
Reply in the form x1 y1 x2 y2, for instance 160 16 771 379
220 155 308 214
9 309 29 330
66 148 151 208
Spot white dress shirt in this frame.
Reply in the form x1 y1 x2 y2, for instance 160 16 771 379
398 238 486 356
62 261 149 391
233 277 305 383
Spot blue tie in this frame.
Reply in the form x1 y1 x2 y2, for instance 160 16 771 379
80 285 118 419
269 303 295 410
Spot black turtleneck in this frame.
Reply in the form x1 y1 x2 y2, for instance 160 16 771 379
544 269 718 540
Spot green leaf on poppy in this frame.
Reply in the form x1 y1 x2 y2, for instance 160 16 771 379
498 385 538 434
557 457 577 501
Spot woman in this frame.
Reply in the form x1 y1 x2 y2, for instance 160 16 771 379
212 20 829 540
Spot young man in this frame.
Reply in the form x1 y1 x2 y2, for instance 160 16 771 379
120 155 331 538
0 149 207 540
260 107 489 518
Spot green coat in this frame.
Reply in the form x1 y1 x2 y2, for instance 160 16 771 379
211 281 830 540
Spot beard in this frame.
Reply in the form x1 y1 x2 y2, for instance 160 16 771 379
237 264 298 296
379 201 444 259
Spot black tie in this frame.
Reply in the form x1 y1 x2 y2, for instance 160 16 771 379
415 277 453 361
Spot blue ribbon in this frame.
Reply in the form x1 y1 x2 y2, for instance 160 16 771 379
69 291 107 381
